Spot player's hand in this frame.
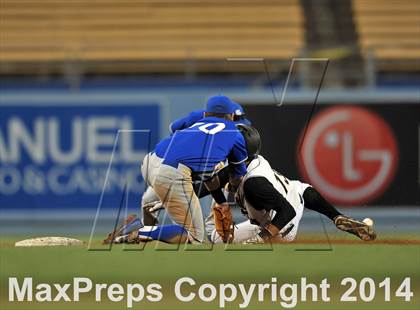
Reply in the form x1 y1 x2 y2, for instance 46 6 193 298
148 201 164 212
142 201 164 213
213 202 234 243
228 176 242 193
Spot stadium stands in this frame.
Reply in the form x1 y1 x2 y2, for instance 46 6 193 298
0 0 303 67
352 0 420 70
0 0 418 77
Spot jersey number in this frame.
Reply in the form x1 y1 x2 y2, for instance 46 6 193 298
190 122 226 135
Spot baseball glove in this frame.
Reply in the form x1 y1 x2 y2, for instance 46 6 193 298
213 203 234 243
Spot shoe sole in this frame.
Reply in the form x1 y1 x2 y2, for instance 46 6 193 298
335 217 377 241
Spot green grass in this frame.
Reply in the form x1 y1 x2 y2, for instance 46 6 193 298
1 234 419 310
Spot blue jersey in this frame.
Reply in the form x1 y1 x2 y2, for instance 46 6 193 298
169 110 205 133
155 117 248 176
169 109 251 133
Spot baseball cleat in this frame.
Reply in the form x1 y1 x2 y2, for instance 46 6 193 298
113 231 153 244
334 215 377 241
103 214 142 244
113 234 130 244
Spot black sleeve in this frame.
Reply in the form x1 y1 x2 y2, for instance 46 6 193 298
243 177 296 229
193 166 230 198
243 177 289 211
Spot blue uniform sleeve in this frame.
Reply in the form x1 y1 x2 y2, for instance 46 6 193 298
228 132 248 177
169 116 188 133
169 109 205 133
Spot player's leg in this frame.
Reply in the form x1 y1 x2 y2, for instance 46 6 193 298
141 166 228 227
123 164 204 244
103 214 143 244
210 220 260 243
141 186 159 206
105 187 161 244
141 186 161 226
113 224 188 244
137 225 188 243
301 185 342 220
104 154 162 244
277 223 299 242
204 207 216 237
243 214 300 244
153 164 205 243
141 152 163 187
275 193 305 243
301 185 376 241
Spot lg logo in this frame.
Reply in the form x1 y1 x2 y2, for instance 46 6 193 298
298 106 398 205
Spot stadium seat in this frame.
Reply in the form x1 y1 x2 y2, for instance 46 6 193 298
352 0 420 70
0 0 304 72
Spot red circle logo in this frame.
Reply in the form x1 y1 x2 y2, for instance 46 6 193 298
298 106 398 205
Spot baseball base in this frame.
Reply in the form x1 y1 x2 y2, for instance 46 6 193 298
15 237 84 247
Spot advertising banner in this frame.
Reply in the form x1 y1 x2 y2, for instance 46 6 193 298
0 99 161 210
246 103 420 206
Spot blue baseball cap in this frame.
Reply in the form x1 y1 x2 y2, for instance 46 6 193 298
232 102 245 116
206 95 236 114
232 101 252 125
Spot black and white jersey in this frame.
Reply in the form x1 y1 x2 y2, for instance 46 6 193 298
236 155 307 226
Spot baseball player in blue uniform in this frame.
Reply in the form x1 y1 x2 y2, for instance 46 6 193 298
138 99 251 229
138 95 248 243
103 96 252 245
140 100 248 210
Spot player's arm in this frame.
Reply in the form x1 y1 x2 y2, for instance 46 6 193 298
169 116 189 133
227 132 248 187
204 178 227 204
169 109 205 133
194 166 230 198
243 177 296 235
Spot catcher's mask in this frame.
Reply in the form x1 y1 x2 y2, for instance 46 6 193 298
236 124 261 159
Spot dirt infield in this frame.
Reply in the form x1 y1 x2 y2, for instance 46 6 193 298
2 236 419 248
289 238 420 245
